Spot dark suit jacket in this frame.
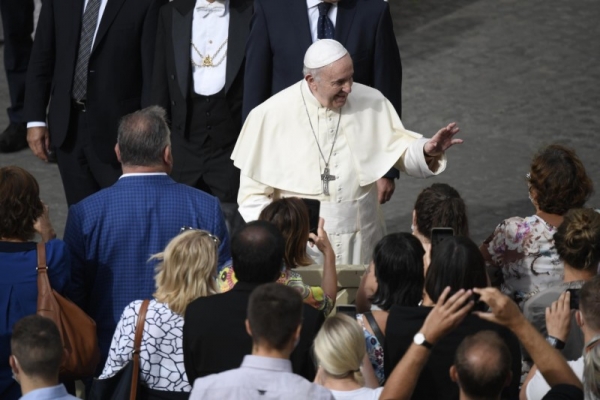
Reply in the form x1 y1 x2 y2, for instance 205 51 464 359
63 175 231 363
24 0 166 163
183 282 324 383
151 0 252 149
242 0 402 120
384 306 522 400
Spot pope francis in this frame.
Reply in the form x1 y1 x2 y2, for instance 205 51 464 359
232 39 462 265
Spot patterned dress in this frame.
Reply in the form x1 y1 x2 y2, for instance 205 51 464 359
482 215 564 305
100 299 190 392
356 314 385 385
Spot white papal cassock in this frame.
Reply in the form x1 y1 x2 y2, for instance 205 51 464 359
232 80 447 265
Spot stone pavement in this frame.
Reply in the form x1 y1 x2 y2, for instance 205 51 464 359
0 0 599 242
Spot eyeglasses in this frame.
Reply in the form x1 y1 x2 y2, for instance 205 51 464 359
179 226 220 245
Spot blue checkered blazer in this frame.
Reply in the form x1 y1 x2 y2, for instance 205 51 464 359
63 174 231 361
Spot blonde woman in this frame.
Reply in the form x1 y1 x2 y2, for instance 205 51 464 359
314 314 380 399
99 230 219 397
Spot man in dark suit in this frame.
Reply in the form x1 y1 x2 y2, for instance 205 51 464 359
24 0 166 206
63 106 231 365
152 0 252 229
242 0 403 204
183 220 324 382
0 0 33 153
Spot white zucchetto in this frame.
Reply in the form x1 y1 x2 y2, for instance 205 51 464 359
303 39 348 69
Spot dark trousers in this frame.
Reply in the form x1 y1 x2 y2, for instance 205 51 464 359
55 106 122 206
0 0 34 123
171 92 243 233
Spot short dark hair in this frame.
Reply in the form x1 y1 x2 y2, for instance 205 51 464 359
117 106 171 167
247 283 303 350
528 144 593 215
580 276 600 331
414 183 469 240
0 166 44 241
370 233 424 309
554 208 600 272
425 236 488 303
11 315 63 380
231 221 285 283
259 197 312 268
454 331 512 399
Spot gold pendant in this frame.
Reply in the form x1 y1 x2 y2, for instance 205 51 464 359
202 55 213 67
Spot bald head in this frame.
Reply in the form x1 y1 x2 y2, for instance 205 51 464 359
231 220 285 283
451 331 512 400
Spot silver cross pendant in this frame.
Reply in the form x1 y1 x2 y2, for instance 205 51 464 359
321 167 337 196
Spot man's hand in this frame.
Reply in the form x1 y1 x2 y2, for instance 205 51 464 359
473 287 525 330
420 287 474 344
423 122 462 157
377 177 395 204
546 291 572 342
27 126 50 162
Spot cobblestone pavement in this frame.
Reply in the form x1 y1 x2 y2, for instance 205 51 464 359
1 0 599 242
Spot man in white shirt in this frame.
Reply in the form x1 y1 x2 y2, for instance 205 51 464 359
151 0 252 230
190 283 334 400
9 316 79 400
234 39 462 265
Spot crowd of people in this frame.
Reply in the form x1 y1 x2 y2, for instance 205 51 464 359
2 117 599 399
0 0 599 399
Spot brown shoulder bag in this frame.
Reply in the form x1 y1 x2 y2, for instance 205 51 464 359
36 242 101 379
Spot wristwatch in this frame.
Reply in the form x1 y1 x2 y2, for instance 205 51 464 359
413 332 433 349
546 336 566 350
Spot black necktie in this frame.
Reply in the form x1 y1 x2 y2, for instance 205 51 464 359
317 2 335 40
72 0 102 101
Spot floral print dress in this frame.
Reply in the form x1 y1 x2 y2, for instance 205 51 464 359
356 314 385 385
481 215 564 305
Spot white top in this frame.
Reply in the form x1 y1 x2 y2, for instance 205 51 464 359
330 387 384 400
100 299 191 392
306 0 338 42
191 0 229 95
190 355 334 399
525 357 583 400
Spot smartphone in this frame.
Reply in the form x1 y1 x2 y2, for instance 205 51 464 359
567 288 580 310
336 305 357 318
301 198 321 235
431 227 454 248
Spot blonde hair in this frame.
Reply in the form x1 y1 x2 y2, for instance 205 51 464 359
584 338 600 399
151 230 219 316
313 314 365 385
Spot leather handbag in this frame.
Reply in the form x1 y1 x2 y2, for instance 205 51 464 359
36 242 100 379
89 299 150 400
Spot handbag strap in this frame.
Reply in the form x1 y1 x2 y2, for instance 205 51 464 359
36 242 56 310
130 299 150 400
364 311 385 346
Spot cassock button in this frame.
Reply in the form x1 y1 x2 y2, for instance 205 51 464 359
337 199 341 203
336 243 341 247
206 97 210 103
170 74 175 80
171 100 176 106
206 111 211 117
207 125 212 130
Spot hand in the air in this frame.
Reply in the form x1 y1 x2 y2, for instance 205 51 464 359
420 287 474 344
424 122 462 157
309 217 333 256
546 291 572 342
473 287 525 330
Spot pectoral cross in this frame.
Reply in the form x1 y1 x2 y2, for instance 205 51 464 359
321 167 336 196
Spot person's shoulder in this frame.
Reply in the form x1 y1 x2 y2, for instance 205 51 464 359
249 81 302 116
350 82 386 101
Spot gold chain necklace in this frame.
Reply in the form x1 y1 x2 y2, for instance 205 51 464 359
191 38 228 68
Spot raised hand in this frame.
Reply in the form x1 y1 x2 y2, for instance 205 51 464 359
473 287 524 330
420 287 474 344
546 291 572 342
423 122 462 157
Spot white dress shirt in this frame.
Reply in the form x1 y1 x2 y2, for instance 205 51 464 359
306 0 338 43
191 0 229 95
28 0 109 129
